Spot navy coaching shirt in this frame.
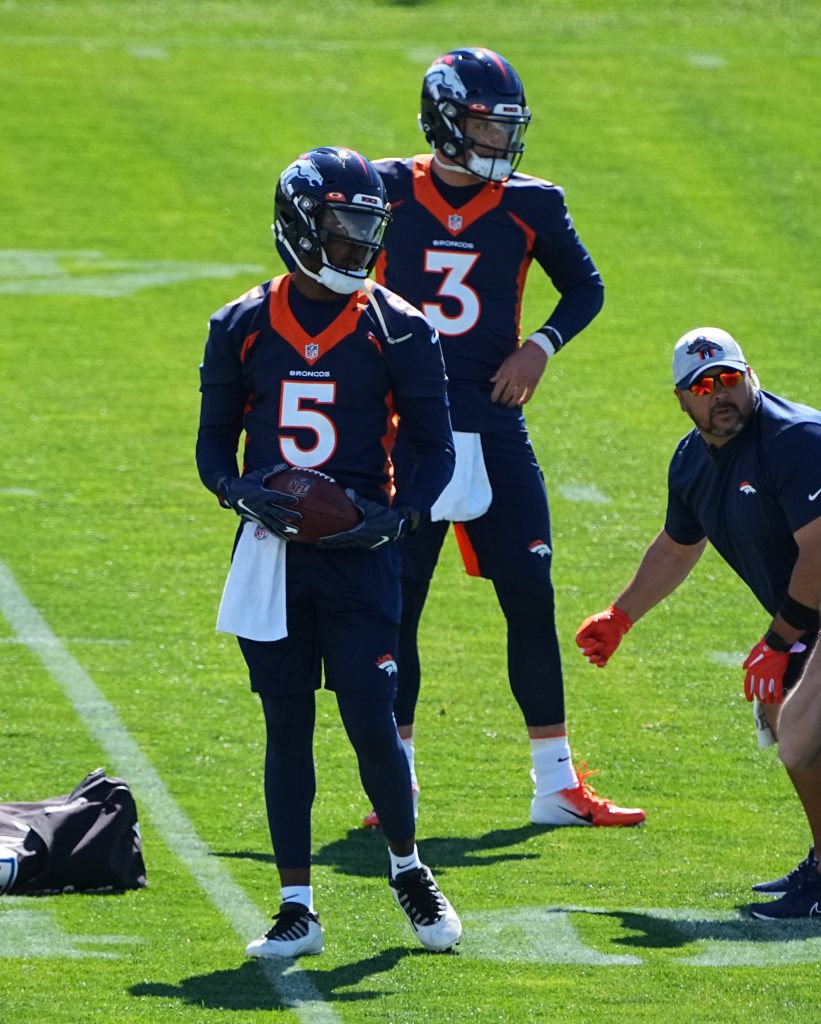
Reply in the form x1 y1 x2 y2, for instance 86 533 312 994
373 155 603 432
197 275 454 512
665 391 821 616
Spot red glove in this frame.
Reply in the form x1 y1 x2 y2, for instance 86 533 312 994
576 605 633 668
743 637 790 704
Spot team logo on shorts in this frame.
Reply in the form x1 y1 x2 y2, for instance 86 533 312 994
528 539 552 557
376 653 398 676
254 525 270 540
738 481 757 495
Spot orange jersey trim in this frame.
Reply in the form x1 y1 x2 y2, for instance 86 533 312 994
240 330 259 363
267 275 367 365
411 155 505 235
506 210 536 341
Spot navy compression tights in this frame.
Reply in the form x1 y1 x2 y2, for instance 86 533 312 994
395 572 566 728
259 690 415 868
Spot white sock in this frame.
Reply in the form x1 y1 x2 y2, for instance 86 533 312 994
389 844 422 879
399 735 418 787
530 736 578 796
281 885 314 913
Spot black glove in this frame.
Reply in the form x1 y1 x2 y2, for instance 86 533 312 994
218 466 301 540
317 491 419 550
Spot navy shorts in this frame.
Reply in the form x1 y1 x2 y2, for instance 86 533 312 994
398 424 553 584
238 543 402 698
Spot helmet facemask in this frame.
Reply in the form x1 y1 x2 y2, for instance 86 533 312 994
276 191 392 295
314 203 390 290
448 106 530 182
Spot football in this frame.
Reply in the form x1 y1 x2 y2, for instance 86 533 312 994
264 467 360 544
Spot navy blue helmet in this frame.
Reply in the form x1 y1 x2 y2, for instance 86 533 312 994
420 48 531 182
274 147 392 294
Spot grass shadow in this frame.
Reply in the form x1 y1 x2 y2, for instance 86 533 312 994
579 907 821 949
130 946 432 1012
216 826 543 878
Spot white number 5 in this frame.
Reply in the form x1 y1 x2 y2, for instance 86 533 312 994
279 381 337 467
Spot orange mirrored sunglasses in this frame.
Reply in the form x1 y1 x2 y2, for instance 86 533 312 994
688 370 744 396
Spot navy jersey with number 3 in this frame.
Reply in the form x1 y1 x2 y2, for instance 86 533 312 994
374 155 603 431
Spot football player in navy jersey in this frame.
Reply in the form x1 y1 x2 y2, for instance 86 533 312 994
576 327 821 919
197 147 461 957
362 47 645 829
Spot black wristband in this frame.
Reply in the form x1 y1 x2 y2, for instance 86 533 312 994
778 594 821 635
764 629 792 653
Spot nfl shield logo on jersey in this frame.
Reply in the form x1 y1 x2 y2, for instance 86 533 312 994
305 342 320 361
448 213 463 232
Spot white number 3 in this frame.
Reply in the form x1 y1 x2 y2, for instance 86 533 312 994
422 250 480 336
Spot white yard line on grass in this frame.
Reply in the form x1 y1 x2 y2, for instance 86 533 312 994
0 559 339 1024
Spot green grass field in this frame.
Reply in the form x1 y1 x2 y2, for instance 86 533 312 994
1 1 820 1021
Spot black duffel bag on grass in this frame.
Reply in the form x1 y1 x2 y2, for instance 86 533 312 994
0 767 146 894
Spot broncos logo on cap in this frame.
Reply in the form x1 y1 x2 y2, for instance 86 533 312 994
686 336 725 361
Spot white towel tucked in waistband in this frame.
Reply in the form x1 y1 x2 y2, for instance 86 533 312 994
430 431 493 523
216 520 288 641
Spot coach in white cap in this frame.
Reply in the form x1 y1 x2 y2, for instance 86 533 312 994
575 326 821 920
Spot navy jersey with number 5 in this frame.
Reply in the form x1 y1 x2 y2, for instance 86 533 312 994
374 154 604 432
197 274 454 512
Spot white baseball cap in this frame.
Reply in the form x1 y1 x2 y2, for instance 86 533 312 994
673 327 749 389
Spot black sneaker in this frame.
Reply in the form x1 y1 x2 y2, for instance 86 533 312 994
245 902 324 958
748 867 821 921
389 865 462 952
751 847 817 897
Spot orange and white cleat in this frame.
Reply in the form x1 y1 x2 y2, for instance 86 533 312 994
362 785 420 829
530 763 646 827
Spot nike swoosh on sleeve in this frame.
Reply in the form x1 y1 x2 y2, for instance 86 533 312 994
809 488 821 501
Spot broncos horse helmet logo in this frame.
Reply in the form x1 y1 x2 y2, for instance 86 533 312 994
686 336 725 361
280 156 323 196
425 58 468 101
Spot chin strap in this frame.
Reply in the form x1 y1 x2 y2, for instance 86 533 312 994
432 150 476 176
315 264 366 295
277 228 367 295
433 149 511 183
